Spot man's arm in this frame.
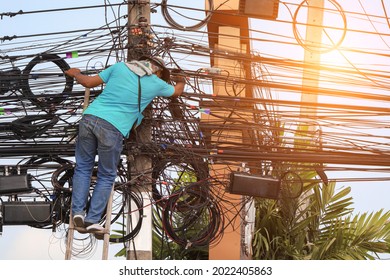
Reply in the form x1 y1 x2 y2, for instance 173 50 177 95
171 75 186 97
65 68 104 88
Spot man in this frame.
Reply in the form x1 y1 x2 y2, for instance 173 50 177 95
65 56 185 237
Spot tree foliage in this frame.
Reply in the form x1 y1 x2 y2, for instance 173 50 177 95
252 180 390 260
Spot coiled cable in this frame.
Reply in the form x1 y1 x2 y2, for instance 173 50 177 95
21 53 73 108
161 0 214 31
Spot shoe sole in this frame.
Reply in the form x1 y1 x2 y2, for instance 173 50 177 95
73 216 85 228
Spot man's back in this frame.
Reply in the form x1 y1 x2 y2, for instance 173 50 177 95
84 62 174 137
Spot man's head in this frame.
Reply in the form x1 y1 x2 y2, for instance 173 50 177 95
139 56 170 83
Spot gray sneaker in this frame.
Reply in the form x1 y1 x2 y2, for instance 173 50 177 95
85 223 104 232
85 223 105 240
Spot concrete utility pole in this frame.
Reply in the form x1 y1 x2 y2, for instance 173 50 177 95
205 0 251 260
126 0 152 260
295 0 325 158
300 0 324 122
296 0 325 232
127 1 151 60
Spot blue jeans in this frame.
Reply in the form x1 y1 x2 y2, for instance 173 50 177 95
72 114 123 224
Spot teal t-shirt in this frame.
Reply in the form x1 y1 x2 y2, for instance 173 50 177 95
84 62 174 137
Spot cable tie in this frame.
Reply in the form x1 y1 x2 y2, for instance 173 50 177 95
199 108 210 114
66 51 79 58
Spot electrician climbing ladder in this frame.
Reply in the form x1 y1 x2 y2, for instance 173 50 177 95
65 86 113 260
65 84 114 260
64 56 185 260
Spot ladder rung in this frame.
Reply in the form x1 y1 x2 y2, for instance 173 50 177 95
73 226 88 234
72 227 110 235
86 229 110 235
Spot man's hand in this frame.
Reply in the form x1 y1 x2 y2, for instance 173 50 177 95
170 69 186 83
171 76 186 84
65 68 103 88
170 72 186 97
65 68 81 78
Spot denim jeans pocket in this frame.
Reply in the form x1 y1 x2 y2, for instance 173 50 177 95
98 126 122 150
95 120 123 152
78 118 93 140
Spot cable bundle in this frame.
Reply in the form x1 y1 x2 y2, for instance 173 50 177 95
1 1 390 255
161 182 224 249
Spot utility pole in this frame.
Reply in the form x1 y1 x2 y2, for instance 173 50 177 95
300 0 324 123
126 0 152 260
295 0 325 156
205 0 251 260
127 1 150 60
297 0 325 226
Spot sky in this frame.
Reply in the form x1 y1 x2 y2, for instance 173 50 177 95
0 0 390 261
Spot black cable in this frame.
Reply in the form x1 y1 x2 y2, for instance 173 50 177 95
11 114 58 139
292 0 347 53
21 53 73 108
161 0 214 31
